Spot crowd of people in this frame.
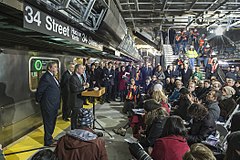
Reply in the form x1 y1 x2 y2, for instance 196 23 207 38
109 59 240 160
1 54 240 160
173 28 220 73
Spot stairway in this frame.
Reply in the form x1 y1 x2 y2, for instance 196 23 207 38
163 44 178 67
162 44 207 80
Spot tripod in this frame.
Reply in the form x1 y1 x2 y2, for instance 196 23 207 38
82 87 113 138
92 98 113 138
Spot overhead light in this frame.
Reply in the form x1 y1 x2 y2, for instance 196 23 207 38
210 29 214 34
75 46 87 50
52 37 65 41
215 26 224 36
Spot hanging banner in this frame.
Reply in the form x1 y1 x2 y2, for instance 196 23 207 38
23 2 103 51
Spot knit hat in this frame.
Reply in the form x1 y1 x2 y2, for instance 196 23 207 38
153 84 163 92
227 131 240 150
78 108 93 127
223 86 236 96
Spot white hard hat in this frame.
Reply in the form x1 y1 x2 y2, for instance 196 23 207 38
206 44 210 48
190 45 194 49
212 51 217 56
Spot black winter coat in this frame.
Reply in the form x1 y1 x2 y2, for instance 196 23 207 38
187 113 216 145
139 117 167 148
173 96 191 121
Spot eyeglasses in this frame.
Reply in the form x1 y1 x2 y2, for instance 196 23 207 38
207 92 214 96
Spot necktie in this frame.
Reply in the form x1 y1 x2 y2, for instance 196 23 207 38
53 76 60 87
79 75 83 84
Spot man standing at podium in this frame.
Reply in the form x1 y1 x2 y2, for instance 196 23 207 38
69 64 89 130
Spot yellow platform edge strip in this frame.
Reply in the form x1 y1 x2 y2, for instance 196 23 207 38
3 102 95 160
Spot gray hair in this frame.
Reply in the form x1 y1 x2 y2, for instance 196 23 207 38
47 61 57 70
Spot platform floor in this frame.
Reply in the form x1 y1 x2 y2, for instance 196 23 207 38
3 101 133 160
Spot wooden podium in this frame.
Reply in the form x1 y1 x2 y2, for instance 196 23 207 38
82 87 112 137
82 87 106 98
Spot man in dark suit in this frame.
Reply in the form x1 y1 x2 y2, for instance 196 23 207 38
60 62 75 121
103 61 115 103
181 61 193 87
36 61 60 146
126 61 136 78
69 64 89 130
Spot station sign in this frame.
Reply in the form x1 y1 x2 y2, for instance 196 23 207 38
23 2 103 51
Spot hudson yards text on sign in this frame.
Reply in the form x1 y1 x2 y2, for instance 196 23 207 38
23 3 102 51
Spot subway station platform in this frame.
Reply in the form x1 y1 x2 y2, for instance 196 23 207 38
3 101 132 160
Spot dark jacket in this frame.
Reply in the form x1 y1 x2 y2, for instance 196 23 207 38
154 71 165 81
95 67 104 86
172 69 181 78
36 71 61 109
139 117 167 148
198 87 211 101
181 68 193 86
151 135 189 160
164 70 173 78
143 99 169 113
55 128 108 160
69 73 85 109
173 96 191 121
187 113 216 145
142 83 151 94
219 97 237 120
168 88 181 102
141 67 153 82
126 65 136 78
60 70 72 99
103 68 115 86
206 101 220 121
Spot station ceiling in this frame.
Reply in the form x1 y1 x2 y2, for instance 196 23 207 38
114 0 240 30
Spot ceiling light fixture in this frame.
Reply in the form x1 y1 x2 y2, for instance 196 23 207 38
215 26 224 36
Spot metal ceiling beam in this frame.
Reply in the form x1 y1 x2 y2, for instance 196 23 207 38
186 0 221 27
115 0 123 11
127 0 136 30
205 12 231 28
134 0 139 11
233 4 240 10
188 0 198 11
121 9 240 12
161 0 168 11
124 17 240 20
119 2 236 5
213 0 228 11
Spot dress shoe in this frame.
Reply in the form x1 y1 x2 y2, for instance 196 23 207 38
106 100 111 103
63 118 70 121
112 128 126 137
95 131 104 137
45 141 57 147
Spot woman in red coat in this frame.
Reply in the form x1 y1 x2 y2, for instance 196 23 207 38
118 66 129 102
151 116 189 160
